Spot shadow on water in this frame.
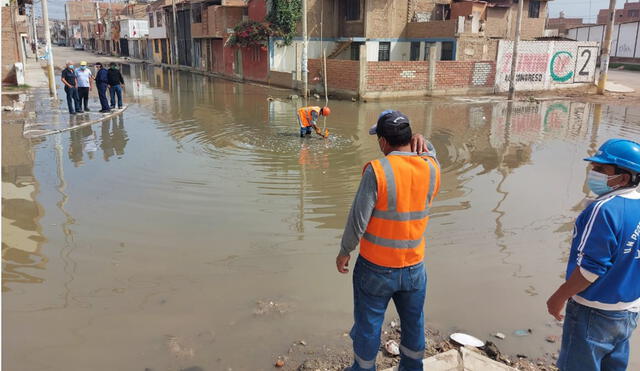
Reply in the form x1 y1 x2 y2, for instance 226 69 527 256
3 62 640 370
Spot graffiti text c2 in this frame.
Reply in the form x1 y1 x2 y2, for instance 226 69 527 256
550 51 574 82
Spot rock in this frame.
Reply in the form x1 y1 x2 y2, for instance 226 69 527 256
483 341 501 360
545 335 559 343
494 332 506 339
275 359 285 367
384 340 400 356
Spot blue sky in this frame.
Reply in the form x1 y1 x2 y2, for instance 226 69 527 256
40 0 633 24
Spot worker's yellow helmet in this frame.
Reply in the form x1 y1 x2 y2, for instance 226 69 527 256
80 61 87 66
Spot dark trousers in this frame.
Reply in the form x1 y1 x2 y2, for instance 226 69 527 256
96 82 110 111
78 87 89 110
64 86 81 113
109 84 123 108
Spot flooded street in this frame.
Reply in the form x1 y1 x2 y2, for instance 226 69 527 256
3 64 640 371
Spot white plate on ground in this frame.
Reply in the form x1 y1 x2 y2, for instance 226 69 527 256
450 332 485 348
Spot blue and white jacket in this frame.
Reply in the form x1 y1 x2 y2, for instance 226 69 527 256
566 186 640 312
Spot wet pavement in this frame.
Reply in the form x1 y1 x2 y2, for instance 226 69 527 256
3 63 640 371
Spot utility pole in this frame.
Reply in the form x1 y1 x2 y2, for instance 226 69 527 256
31 6 38 60
172 0 179 65
41 0 57 98
302 0 308 100
597 0 616 94
507 0 524 100
189 2 195 67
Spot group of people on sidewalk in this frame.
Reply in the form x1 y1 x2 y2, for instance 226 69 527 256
334 109 640 371
60 60 125 115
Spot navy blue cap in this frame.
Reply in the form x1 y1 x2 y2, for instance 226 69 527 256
369 110 411 136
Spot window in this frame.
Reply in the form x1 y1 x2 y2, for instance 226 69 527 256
528 0 540 19
345 0 361 21
441 42 454 60
156 12 163 26
423 42 434 61
350 42 363 60
378 42 390 61
149 12 154 27
410 42 420 61
154 39 159 53
193 4 202 23
434 4 450 20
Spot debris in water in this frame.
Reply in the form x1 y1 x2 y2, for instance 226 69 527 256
313 93 320 99
165 335 195 359
493 332 506 339
253 300 291 315
299 340 307 346
513 329 533 337
545 335 559 343
275 359 285 367
288 94 299 100
517 354 528 359
384 340 400 356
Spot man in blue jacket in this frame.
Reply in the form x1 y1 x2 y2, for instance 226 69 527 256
94 62 111 113
547 139 640 371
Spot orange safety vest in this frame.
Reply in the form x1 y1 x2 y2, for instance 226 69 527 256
297 106 321 128
359 153 441 268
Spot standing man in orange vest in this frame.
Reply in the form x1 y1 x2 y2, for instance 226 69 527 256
297 106 330 137
336 110 441 371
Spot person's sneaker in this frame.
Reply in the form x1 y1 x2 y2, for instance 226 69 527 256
118 106 123 109
70 112 76 115
99 109 109 113
77 110 84 113
84 108 90 111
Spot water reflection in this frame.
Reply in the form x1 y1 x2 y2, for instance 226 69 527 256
68 115 129 166
2 124 47 291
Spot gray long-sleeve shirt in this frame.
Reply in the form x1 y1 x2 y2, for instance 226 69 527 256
339 149 438 257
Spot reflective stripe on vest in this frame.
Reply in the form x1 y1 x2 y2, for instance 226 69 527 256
359 154 441 268
297 106 320 128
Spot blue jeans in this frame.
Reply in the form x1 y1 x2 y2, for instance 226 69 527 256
64 86 81 113
350 256 426 371
109 84 123 108
557 299 638 371
300 126 312 137
96 82 110 111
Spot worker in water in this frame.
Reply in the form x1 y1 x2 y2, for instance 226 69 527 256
546 138 640 371
336 110 440 371
297 106 330 138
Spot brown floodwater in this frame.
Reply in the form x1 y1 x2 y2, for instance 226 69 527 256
3 64 640 371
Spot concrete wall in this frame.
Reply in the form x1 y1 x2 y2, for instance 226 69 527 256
120 19 149 39
495 40 600 92
406 20 457 38
568 22 640 60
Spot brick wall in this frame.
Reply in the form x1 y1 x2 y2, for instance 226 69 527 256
359 60 495 94
435 61 495 88
308 59 359 92
2 7 25 85
366 61 429 91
